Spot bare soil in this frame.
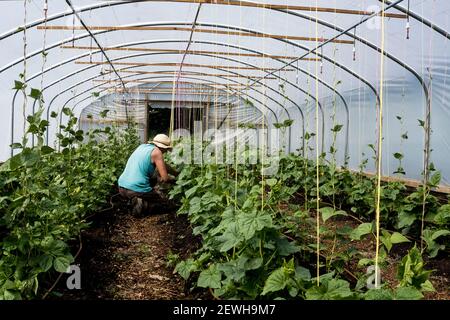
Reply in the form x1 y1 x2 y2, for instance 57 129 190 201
47 205 206 300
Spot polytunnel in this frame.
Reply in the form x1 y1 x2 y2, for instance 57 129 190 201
0 0 449 302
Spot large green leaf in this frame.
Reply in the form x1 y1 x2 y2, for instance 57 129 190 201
391 232 410 244
21 149 40 167
53 255 73 273
3 290 21 300
295 266 311 282
430 229 450 241
13 80 25 90
429 171 441 187
39 255 54 272
217 222 242 252
184 185 199 199
275 237 300 256
197 265 222 289
422 229 450 258
350 222 373 240
395 286 423 300
244 257 263 270
320 207 347 223
174 259 197 280
365 289 394 300
261 267 289 295
305 279 354 300
420 280 435 292
398 211 417 228
238 210 273 240
331 124 343 133
40 146 55 155
29 88 42 100
217 259 246 282
434 204 450 225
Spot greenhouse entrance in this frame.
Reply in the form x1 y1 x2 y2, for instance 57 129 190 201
0 0 449 303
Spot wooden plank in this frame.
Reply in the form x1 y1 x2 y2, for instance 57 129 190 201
92 79 258 87
39 25 354 44
164 0 407 18
60 45 320 61
104 89 236 96
75 60 294 71
103 69 277 79
346 169 450 194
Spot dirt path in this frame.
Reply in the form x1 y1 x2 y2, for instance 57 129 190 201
50 207 204 300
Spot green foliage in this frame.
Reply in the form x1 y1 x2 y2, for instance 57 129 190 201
320 207 347 223
422 229 450 258
365 286 423 300
305 276 355 300
380 230 410 253
397 245 434 292
350 222 373 240
166 139 446 300
197 264 222 289
0 106 139 299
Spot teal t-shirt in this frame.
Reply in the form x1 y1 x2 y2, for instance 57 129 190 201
118 144 156 193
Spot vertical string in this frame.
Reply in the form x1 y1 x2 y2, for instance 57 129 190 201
40 0 49 96
22 0 28 137
421 0 436 251
261 3 266 212
314 0 320 286
375 0 387 288
169 71 177 139
235 0 243 210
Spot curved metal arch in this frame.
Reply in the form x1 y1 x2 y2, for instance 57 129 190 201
2 19 379 151
0 0 438 168
86 49 325 151
272 1 432 180
30 37 350 156
1 5 370 155
0 1 129 42
271 4 432 113
70 39 349 156
57 48 316 154
59 75 275 143
48 72 281 144
70 75 268 119
51 75 279 140
47 74 278 145
18 44 309 153
12 42 292 150
2 18 377 156
0 20 378 109
37 38 347 116
7 34 297 124
380 0 450 39
0 0 421 105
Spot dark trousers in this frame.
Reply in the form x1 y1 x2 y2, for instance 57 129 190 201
118 186 174 214
118 186 165 202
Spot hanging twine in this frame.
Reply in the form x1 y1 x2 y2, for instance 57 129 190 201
374 0 387 289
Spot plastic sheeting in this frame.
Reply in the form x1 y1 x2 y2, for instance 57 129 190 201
0 0 449 187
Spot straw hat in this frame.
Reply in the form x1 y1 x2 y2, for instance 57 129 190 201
151 134 173 149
